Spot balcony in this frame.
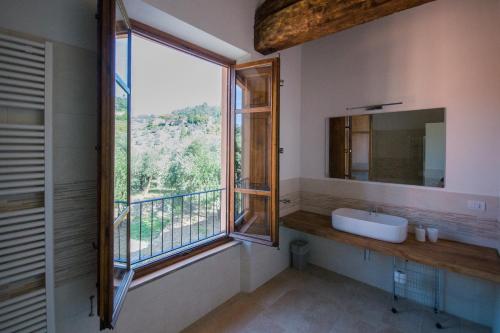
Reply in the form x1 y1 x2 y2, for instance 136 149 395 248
114 188 230 267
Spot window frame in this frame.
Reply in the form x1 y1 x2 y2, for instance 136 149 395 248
97 0 135 328
124 21 236 279
228 58 280 247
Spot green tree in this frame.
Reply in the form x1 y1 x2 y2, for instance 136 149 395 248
114 96 128 202
131 151 159 194
162 140 220 194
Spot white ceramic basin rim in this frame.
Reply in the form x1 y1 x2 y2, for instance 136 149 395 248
331 208 408 243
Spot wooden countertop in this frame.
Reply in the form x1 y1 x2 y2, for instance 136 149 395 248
281 210 500 284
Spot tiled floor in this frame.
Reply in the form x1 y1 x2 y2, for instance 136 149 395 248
183 265 491 333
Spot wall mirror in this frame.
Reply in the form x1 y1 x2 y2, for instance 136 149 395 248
328 108 445 188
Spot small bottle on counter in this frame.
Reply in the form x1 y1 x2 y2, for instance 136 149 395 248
427 227 439 243
415 225 426 242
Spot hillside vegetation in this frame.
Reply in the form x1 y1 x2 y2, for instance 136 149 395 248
114 98 222 203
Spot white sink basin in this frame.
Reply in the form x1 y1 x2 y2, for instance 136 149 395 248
331 208 408 243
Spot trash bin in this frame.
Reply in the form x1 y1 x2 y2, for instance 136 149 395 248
290 240 309 270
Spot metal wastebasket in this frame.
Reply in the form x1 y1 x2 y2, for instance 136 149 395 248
290 240 309 270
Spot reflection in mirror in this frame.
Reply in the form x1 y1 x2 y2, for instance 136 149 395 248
328 108 445 187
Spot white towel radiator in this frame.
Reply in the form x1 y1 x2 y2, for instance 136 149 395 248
0 32 55 333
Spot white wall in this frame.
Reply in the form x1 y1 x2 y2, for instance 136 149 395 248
55 245 241 333
301 0 500 196
240 227 302 293
277 47 302 180
144 0 258 58
116 246 242 333
0 0 96 51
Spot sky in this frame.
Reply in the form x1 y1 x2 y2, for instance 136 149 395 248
122 34 223 116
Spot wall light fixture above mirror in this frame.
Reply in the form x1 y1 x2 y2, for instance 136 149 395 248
328 108 445 188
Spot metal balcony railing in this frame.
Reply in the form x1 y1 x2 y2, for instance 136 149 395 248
114 188 228 266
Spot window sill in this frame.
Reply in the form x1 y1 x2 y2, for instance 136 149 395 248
130 239 241 290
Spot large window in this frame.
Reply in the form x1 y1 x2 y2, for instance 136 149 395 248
97 0 280 328
116 33 229 268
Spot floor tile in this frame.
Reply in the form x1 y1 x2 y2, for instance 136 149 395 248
460 318 491 333
329 310 379 333
182 266 491 333
241 314 286 333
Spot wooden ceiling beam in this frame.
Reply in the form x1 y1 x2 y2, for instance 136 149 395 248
254 0 435 55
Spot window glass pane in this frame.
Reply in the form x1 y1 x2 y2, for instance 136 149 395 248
131 34 223 199
235 84 243 110
235 67 271 109
113 215 128 303
234 193 270 238
115 4 128 84
234 112 271 191
116 37 128 84
234 65 272 192
114 82 128 218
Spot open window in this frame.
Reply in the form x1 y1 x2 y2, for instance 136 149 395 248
229 59 280 246
97 0 133 328
97 0 280 328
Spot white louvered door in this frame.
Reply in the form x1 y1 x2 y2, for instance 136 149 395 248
0 32 54 333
